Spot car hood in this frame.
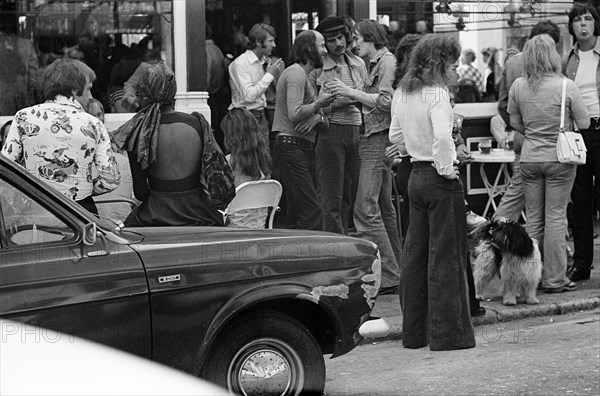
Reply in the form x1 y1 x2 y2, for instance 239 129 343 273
126 226 379 291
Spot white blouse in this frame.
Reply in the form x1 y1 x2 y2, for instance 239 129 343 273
389 85 457 177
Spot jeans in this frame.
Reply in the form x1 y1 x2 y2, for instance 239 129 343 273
493 153 525 222
521 162 576 289
315 124 360 234
249 109 271 145
273 138 321 230
400 162 475 351
354 131 401 287
571 128 600 271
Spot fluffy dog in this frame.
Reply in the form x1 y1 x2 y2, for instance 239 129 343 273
472 219 542 306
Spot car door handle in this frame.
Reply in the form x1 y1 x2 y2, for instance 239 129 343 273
86 249 109 257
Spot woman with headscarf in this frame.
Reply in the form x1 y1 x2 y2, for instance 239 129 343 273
112 63 227 226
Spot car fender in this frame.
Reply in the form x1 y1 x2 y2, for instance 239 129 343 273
197 282 344 368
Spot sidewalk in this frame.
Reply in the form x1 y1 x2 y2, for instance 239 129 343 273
370 222 600 342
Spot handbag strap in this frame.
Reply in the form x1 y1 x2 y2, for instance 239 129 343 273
560 77 567 132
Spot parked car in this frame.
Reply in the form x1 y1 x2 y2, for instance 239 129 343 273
0 319 233 396
0 155 384 396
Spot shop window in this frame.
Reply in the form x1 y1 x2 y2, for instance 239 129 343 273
0 0 173 116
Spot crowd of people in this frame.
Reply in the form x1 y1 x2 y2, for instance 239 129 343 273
1 2 599 352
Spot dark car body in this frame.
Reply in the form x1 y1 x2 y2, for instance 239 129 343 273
0 156 381 394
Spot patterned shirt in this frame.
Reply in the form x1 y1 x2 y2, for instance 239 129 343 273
457 63 483 93
1 96 120 201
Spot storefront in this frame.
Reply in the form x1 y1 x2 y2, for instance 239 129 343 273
0 0 577 127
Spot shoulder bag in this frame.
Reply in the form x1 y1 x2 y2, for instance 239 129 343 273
557 77 587 165
192 112 236 210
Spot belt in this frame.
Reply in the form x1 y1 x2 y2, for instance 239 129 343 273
148 173 201 192
277 135 314 149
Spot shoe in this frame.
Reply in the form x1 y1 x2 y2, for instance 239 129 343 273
568 268 591 282
545 281 578 293
378 285 399 295
470 307 486 317
466 210 487 232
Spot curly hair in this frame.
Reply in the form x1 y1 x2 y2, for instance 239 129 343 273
393 33 422 89
221 108 271 180
400 34 461 94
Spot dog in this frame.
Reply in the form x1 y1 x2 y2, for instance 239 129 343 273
472 219 542 306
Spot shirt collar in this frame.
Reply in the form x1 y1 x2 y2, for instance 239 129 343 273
570 36 600 57
48 95 84 110
322 50 364 71
369 48 389 64
246 49 266 65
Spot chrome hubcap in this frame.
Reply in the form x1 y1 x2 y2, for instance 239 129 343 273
228 338 304 396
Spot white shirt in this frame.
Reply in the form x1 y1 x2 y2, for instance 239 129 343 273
389 85 457 177
575 49 600 117
228 49 274 111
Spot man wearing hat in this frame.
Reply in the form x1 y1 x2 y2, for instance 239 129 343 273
310 16 367 234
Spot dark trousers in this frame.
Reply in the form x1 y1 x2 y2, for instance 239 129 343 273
571 127 600 271
395 157 413 239
315 123 360 234
273 136 321 230
400 162 475 351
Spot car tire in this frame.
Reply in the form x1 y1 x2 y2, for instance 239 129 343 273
201 311 325 396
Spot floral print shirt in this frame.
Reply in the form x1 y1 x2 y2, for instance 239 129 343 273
1 96 120 201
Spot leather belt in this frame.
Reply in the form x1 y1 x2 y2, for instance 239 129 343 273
590 117 600 131
277 135 314 149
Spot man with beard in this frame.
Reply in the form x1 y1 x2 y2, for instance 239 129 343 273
272 30 335 230
310 17 366 234
228 23 283 144
563 2 600 282
329 19 400 294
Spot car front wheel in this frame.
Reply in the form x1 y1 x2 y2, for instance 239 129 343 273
202 311 325 396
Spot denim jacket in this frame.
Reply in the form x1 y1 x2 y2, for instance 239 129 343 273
363 48 396 136
308 51 367 118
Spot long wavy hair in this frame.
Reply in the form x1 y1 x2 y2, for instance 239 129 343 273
221 108 271 180
393 34 422 89
522 34 561 85
400 34 460 94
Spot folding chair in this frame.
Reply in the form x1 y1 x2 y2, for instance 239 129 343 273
222 180 282 229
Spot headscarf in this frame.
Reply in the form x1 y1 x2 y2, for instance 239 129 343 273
111 62 177 170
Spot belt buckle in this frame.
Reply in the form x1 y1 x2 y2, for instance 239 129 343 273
594 117 600 131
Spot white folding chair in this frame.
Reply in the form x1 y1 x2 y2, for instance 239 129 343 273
222 180 282 229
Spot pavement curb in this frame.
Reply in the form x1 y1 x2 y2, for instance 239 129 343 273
364 296 600 344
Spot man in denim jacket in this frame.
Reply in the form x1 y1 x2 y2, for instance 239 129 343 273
310 17 367 235
330 20 400 294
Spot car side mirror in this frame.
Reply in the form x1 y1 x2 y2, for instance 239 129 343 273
83 222 97 246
